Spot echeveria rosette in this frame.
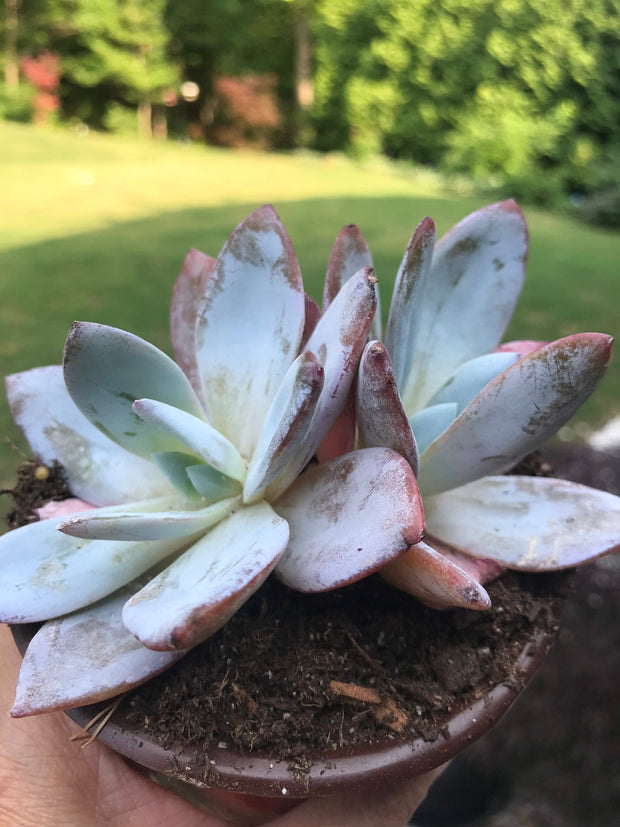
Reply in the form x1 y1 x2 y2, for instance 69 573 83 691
339 200 619 608
1 206 424 716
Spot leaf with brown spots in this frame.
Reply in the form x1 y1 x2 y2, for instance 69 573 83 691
274 448 424 592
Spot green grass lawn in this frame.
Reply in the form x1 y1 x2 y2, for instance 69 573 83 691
1 121 618 491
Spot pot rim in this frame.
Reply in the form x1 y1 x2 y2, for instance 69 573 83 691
11 617 558 799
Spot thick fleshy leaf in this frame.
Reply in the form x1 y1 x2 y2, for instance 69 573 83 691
409 403 457 455
383 216 436 391
356 341 419 474
419 333 614 495
323 224 381 340
12 588 187 717
123 502 289 650
301 293 321 350
170 248 216 405
57 496 238 541
133 398 246 482
425 476 620 570
274 448 424 592
195 205 305 460
426 351 520 414
64 322 206 459
266 268 378 500
6 366 174 506
400 201 528 413
243 352 324 503
186 465 242 501
496 340 547 355
316 388 356 463
0 510 195 623
151 451 204 500
380 539 491 611
425 536 505 585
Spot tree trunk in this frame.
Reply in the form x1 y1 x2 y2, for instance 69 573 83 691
4 0 20 88
138 99 152 139
294 4 314 147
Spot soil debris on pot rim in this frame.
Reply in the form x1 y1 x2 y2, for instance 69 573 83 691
124 569 571 767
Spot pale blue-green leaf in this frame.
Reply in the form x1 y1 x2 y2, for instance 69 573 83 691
425 476 620 570
384 217 436 391
123 502 289 650
12 588 187 716
409 403 457 455
64 322 206 459
323 224 381 340
244 352 324 503
426 352 520 414
133 398 246 482
195 205 304 460
186 465 242 501
380 539 491 610
0 510 194 623
170 248 216 407
57 496 238 541
151 451 203 501
266 268 378 500
356 341 419 474
419 333 614 496
275 448 424 592
6 366 174 506
401 201 528 413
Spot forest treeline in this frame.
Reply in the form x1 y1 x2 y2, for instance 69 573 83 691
3 0 620 222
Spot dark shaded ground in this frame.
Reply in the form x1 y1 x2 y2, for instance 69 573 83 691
413 440 620 827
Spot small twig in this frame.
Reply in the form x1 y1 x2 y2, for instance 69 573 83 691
329 680 381 704
328 680 409 734
69 695 125 749
345 630 383 668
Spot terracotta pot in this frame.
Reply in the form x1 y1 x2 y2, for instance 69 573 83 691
10 599 561 826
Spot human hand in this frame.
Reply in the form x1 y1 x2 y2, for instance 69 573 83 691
0 624 441 826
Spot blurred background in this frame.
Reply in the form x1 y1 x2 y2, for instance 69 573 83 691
1 1 619 824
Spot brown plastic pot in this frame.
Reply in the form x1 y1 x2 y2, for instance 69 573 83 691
11 607 560 826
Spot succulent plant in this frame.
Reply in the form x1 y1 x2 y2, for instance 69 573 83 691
338 200 620 608
0 206 424 716
2 201 619 722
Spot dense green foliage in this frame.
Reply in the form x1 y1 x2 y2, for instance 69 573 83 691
2 1 620 215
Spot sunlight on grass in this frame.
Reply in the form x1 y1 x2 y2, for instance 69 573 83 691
0 121 445 250
1 122 618 491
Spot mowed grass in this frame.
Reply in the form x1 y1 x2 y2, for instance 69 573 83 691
1 121 618 491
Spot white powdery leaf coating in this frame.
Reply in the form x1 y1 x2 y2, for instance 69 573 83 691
58 496 239 542
12 589 187 716
426 351 520 414
170 248 216 407
380 539 491 611
323 224 381 341
401 201 528 413
64 322 206 460
275 448 424 592
356 341 419 475
133 398 246 482
0 509 194 623
123 502 290 651
266 267 378 500
6 366 175 506
195 205 305 460
409 402 457 456
419 333 614 496
425 476 620 570
244 352 324 503
384 216 436 392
